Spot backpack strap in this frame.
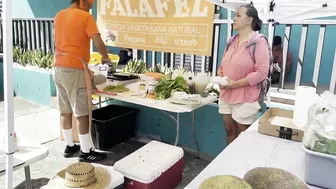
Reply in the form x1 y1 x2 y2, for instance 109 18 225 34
225 34 239 52
245 33 269 63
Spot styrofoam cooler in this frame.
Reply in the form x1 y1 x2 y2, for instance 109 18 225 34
302 145 336 189
114 141 184 189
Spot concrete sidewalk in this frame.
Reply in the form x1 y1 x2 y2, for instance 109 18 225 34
0 98 210 189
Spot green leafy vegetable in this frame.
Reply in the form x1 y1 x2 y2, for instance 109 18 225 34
310 132 336 155
153 76 189 100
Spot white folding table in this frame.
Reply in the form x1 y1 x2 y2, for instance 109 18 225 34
94 91 218 154
185 112 322 189
0 135 49 189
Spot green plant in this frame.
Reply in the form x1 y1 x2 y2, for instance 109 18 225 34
13 46 53 69
147 63 172 75
122 59 147 73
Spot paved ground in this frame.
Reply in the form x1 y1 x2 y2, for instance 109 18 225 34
0 97 211 189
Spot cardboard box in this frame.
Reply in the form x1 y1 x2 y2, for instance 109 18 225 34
258 107 304 142
60 114 80 142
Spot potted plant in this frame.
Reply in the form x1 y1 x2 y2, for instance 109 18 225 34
13 46 56 106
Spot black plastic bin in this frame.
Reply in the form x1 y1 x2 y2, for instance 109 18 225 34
91 104 139 150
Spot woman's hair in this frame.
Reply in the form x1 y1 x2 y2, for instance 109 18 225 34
241 4 262 31
71 0 79 4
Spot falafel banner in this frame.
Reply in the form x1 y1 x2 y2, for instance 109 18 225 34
97 0 215 56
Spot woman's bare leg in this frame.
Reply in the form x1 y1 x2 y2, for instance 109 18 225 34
222 114 238 145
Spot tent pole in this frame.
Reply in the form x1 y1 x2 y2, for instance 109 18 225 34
3 0 15 188
227 10 232 39
267 22 274 108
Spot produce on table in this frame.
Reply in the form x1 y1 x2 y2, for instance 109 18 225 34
147 63 172 75
306 131 336 155
199 175 253 189
302 91 336 156
205 84 220 97
143 71 170 81
122 59 147 74
153 76 189 100
103 85 129 93
138 83 146 90
243 167 308 189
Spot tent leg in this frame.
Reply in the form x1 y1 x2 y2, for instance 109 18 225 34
267 22 274 108
3 0 15 188
24 166 32 189
5 154 13 189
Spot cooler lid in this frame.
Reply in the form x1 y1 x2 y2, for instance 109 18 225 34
113 140 184 184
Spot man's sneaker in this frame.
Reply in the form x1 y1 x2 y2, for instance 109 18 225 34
63 144 80 158
78 149 107 162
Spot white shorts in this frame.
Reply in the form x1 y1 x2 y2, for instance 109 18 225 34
218 100 261 125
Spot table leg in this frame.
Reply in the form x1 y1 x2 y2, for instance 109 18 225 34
99 96 102 108
24 166 32 189
191 111 200 156
174 113 180 146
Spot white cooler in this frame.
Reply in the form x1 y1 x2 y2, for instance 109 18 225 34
114 141 184 189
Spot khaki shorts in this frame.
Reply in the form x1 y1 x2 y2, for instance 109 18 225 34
218 100 261 125
53 67 106 117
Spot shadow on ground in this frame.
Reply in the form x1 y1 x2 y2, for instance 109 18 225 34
0 98 211 189
15 178 50 189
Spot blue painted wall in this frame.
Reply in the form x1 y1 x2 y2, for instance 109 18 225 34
12 0 69 18
109 100 227 157
13 66 56 106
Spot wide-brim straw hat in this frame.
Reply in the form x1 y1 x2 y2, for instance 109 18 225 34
45 163 111 189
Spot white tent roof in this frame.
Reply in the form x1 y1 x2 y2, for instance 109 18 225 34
207 0 336 22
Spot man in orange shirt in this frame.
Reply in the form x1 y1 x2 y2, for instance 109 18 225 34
53 0 110 162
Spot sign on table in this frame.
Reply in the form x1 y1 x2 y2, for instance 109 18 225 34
97 0 215 56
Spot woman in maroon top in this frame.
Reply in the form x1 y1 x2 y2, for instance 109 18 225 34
217 4 270 145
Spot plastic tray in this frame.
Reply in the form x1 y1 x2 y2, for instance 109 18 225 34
302 144 336 189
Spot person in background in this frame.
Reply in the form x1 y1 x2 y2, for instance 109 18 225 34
118 48 133 69
271 36 293 83
217 4 270 145
53 0 110 162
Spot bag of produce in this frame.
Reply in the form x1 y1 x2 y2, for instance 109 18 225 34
302 91 336 155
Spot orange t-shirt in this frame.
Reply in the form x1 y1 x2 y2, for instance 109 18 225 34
53 7 99 70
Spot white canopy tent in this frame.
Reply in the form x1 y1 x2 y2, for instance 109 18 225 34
2 0 336 188
207 0 336 22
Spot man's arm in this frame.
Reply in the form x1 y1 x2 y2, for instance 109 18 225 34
91 34 109 61
85 15 110 62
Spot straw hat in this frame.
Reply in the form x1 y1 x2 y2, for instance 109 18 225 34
46 162 111 189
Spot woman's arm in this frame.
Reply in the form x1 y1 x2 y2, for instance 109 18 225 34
218 63 224 77
217 51 226 77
